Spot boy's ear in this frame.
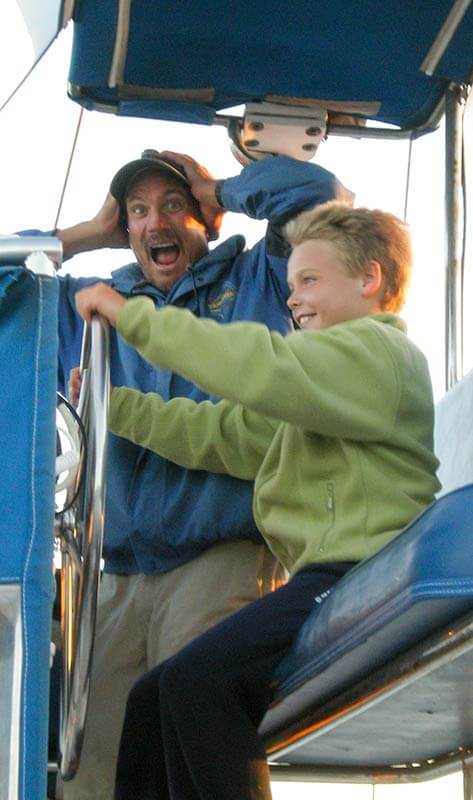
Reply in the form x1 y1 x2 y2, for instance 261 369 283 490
361 260 383 299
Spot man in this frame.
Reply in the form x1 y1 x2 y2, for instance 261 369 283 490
48 148 348 799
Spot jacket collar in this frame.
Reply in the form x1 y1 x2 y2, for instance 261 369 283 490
371 312 407 333
110 235 246 301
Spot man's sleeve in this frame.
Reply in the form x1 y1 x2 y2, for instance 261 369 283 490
109 388 277 479
220 156 353 227
219 155 354 300
116 297 401 442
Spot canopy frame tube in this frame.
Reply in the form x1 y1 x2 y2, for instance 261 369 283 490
445 82 469 388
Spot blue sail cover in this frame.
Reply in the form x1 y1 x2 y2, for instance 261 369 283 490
68 0 473 129
0 268 58 800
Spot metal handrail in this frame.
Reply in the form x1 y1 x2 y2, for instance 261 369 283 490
57 316 110 780
445 83 468 389
0 235 62 279
0 235 62 265
262 605 473 762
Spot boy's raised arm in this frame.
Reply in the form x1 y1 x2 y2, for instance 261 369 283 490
110 389 276 479
74 283 277 477
113 296 403 442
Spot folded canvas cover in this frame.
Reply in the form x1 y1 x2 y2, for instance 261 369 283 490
0 267 58 800
66 0 473 130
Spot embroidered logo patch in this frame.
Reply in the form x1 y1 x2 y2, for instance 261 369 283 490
207 282 237 319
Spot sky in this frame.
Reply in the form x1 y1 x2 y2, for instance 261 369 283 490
0 4 470 799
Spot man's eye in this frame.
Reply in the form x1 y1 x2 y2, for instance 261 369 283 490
303 276 316 284
164 198 183 212
130 205 146 216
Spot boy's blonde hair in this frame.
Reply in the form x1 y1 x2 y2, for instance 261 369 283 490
285 202 412 313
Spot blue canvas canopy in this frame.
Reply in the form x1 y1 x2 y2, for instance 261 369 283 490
65 0 473 130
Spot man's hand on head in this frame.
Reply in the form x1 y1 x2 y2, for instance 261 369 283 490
75 283 126 326
93 192 129 249
57 193 129 259
160 151 225 241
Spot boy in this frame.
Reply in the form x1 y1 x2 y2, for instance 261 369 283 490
75 201 440 800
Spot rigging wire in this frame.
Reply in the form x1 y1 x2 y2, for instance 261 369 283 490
54 106 84 231
0 43 55 116
403 133 414 222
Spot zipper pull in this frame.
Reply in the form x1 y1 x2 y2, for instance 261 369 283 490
327 482 334 510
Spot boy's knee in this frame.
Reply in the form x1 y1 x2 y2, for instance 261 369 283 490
159 651 191 694
126 662 165 716
159 644 212 697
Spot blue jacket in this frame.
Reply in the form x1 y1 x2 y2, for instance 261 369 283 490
46 156 342 574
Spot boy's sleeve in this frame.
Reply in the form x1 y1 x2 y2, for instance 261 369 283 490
109 387 277 479
116 297 401 441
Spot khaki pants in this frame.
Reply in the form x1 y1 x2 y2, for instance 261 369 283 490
62 540 286 800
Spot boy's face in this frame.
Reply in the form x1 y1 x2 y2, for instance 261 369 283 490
287 239 370 331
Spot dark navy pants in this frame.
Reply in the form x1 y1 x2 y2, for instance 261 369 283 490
114 562 353 800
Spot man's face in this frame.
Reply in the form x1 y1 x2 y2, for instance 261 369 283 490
126 169 209 291
287 239 367 330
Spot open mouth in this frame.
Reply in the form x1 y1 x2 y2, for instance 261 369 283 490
297 314 317 327
150 243 180 265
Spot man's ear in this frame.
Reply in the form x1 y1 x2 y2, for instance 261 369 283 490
361 260 383 299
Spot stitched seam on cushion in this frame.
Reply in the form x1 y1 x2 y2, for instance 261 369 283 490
21 276 44 800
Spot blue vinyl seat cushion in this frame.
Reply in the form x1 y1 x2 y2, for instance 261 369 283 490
261 484 473 735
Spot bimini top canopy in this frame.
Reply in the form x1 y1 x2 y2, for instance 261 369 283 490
64 0 473 131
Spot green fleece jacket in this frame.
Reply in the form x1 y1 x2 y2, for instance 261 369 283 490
109 297 440 575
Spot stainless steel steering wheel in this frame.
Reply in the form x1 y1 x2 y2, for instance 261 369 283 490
56 316 110 780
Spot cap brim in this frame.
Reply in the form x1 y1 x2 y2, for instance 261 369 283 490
110 157 190 208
